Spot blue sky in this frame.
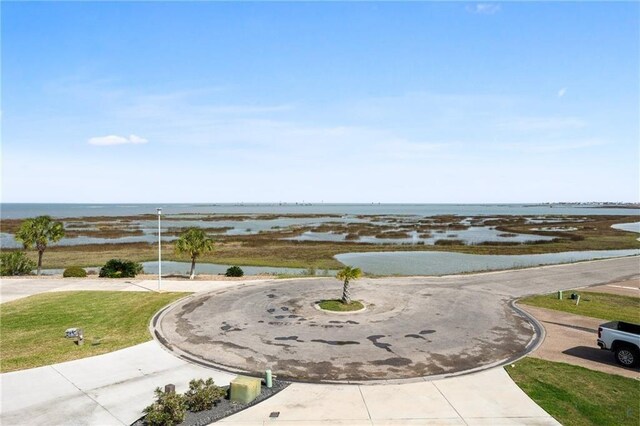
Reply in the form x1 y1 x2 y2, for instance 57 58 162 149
2 2 638 203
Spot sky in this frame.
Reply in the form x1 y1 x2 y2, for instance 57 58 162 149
2 2 639 203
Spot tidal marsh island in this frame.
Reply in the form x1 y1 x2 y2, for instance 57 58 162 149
1 207 639 276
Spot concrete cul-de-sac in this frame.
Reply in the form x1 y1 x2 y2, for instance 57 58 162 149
155 256 639 382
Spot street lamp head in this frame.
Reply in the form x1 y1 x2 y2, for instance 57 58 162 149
157 208 162 215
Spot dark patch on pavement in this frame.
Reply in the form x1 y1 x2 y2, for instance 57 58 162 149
275 336 305 342
371 357 412 366
367 335 394 353
405 334 425 340
311 339 360 346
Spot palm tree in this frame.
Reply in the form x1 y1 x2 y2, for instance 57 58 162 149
15 216 65 276
175 228 215 279
336 266 362 304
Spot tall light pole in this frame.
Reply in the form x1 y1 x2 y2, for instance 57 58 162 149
157 207 162 291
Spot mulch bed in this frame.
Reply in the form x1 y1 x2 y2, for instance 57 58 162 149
132 380 289 426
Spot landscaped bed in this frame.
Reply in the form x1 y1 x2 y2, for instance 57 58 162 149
507 357 639 426
317 299 365 312
132 380 289 426
0 291 189 372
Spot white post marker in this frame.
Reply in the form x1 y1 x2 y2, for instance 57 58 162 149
157 207 162 291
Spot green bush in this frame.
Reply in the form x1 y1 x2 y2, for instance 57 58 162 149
184 378 226 412
143 387 187 426
225 266 244 277
63 266 87 278
434 239 465 246
99 259 143 278
0 252 36 276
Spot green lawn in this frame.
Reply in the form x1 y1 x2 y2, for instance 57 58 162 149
519 291 640 324
318 299 365 312
0 291 188 372
507 358 639 426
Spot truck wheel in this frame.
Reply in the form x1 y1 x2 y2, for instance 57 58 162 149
615 345 639 368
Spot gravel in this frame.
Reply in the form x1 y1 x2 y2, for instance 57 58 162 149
132 380 290 426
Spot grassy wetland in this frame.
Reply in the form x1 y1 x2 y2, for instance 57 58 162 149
1 213 639 271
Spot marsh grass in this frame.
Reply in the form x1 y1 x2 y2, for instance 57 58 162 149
2 214 638 270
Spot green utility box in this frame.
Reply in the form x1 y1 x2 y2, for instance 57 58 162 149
230 375 262 404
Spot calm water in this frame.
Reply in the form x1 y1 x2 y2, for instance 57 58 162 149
612 222 640 233
2 203 638 219
335 250 640 276
288 226 555 245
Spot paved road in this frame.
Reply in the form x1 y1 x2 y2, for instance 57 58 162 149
1 257 636 425
0 277 274 304
156 256 639 382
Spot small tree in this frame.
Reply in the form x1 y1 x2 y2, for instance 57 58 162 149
175 228 214 279
0 251 36 276
336 266 362 304
15 216 65 275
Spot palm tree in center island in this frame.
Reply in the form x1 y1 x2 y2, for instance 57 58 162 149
336 266 362 304
175 228 215 279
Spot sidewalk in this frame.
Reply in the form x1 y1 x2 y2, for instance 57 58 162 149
0 277 275 304
0 341 559 425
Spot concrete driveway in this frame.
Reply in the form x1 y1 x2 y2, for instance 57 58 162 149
0 341 558 425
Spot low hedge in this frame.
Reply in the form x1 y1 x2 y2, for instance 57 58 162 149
63 266 87 278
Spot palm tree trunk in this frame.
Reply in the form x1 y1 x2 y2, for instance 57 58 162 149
37 250 44 276
189 257 196 279
341 279 351 304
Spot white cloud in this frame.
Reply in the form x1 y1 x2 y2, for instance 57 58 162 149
467 3 501 15
558 88 567 98
87 134 149 146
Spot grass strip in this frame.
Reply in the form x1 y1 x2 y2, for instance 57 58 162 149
519 291 640 324
0 291 188 372
507 357 639 426
317 299 365 312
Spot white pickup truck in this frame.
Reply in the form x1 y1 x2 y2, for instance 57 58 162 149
597 321 640 368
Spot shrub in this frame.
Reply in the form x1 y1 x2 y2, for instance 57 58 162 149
99 259 143 278
184 378 226 412
225 266 244 277
0 251 36 276
63 266 87 278
143 387 187 426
